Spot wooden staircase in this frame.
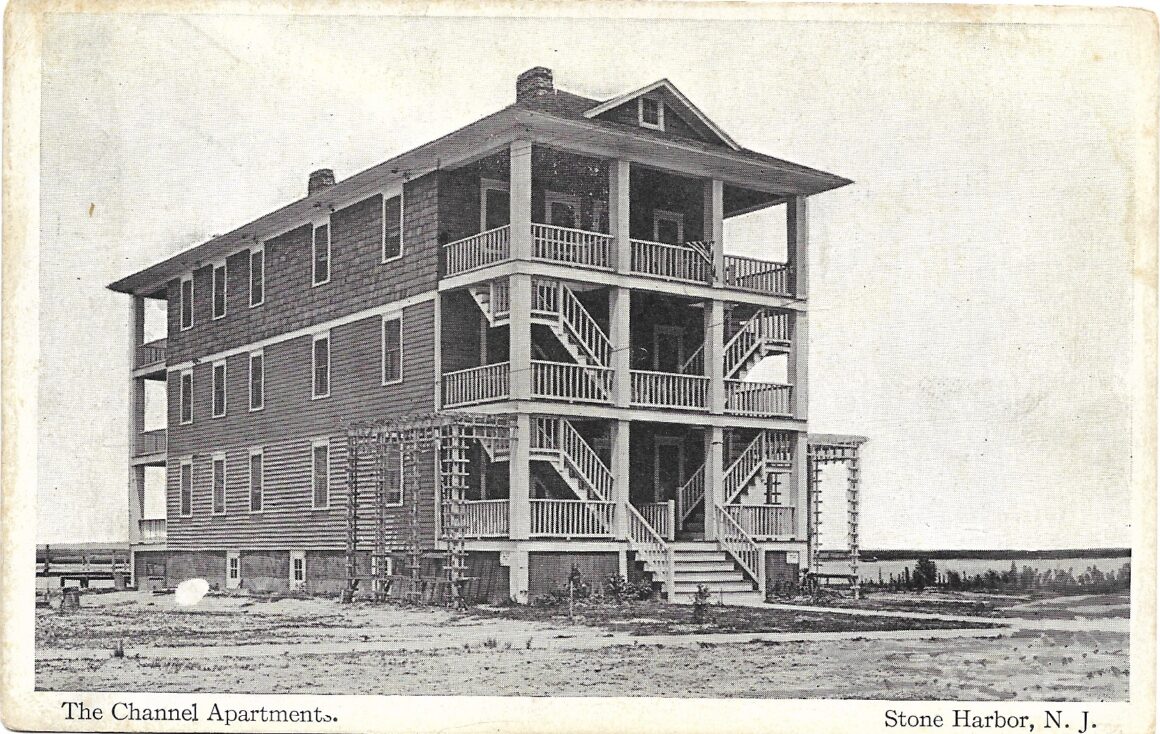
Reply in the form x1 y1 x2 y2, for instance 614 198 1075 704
679 308 790 379
652 542 764 604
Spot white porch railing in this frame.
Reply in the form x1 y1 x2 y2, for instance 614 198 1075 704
676 466 705 524
639 501 676 541
135 338 167 370
630 370 709 409
630 239 712 284
443 225 511 276
456 499 510 538
442 363 510 408
530 499 616 538
138 519 167 544
724 505 795 540
724 255 792 296
715 504 764 591
626 504 676 602
724 380 793 417
531 361 612 403
135 429 167 457
532 224 612 270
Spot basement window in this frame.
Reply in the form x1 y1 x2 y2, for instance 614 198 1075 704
290 550 306 589
638 97 664 131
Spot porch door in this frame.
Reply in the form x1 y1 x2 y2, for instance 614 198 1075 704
481 181 510 231
545 192 580 229
653 325 685 372
226 551 240 590
653 437 686 504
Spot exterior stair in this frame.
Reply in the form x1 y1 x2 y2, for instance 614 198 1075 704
679 308 790 380
676 430 793 530
656 542 763 604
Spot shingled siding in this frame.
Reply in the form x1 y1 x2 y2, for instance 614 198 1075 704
164 302 438 551
166 173 441 364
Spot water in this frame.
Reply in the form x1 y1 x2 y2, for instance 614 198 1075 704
819 555 1130 584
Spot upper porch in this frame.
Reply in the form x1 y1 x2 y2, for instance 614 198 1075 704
438 145 807 302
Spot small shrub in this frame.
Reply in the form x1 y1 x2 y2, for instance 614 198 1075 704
483 637 498 649
692 584 713 623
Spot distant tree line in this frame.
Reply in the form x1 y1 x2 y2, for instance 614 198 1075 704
863 559 1130 595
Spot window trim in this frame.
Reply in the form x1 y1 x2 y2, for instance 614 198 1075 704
211 360 227 418
248 447 264 513
544 191 582 228
653 209 685 244
479 178 510 232
179 275 194 331
311 331 331 399
210 452 227 516
382 314 403 386
249 246 265 308
381 192 404 264
311 220 331 287
289 550 306 589
248 350 265 412
211 260 228 320
311 438 330 509
226 550 241 589
179 457 194 517
178 369 194 425
638 96 665 131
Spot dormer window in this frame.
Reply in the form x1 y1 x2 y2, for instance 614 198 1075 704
638 97 664 131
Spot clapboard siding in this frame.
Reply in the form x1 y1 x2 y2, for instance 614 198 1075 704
166 173 440 363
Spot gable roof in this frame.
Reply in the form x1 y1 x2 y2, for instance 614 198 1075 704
583 79 741 151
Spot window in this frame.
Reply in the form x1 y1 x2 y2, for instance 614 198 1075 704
179 275 194 330
226 551 241 589
179 459 193 516
383 195 402 262
211 453 226 514
653 210 684 244
312 332 330 398
248 350 264 411
212 361 227 417
179 370 193 425
639 96 664 130
480 179 510 231
384 443 403 506
249 247 264 307
248 449 263 512
545 192 580 229
312 440 329 508
312 223 330 286
290 551 306 589
382 316 402 384
212 262 227 319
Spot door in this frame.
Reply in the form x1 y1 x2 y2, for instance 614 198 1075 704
545 192 580 228
653 325 685 372
653 210 684 244
653 436 686 503
226 551 241 590
481 181 510 231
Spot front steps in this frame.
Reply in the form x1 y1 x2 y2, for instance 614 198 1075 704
658 542 764 605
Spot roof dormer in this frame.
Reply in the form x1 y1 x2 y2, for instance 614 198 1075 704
584 79 740 150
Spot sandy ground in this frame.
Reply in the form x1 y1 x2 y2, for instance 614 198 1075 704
35 591 1129 700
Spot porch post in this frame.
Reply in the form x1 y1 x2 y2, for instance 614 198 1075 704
794 432 809 542
508 548 530 605
609 160 631 272
609 287 631 408
128 296 145 547
510 140 533 261
509 274 532 401
787 311 808 420
704 426 725 541
611 419 630 540
509 413 531 541
787 195 808 299
703 179 724 286
705 299 725 414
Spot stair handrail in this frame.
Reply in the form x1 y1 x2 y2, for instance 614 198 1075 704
626 503 675 602
677 309 773 378
715 503 764 591
558 283 611 367
724 431 767 505
559 419 613 501
677 464 705 523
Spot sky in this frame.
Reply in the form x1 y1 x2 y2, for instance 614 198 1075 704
36 8 1149 549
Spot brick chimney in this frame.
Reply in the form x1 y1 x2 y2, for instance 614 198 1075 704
308 168 336 196
516 67 554 102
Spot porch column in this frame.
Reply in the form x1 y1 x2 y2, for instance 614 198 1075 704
793 432 809 541
127 296 145 546
611 419 630 539
509 274 532 401
508 548 530 604
510 140 533 261
787 311 808 420
609 287 631 408
609 160 631 272
703 179 724 286
787 195 808 299
704 426 725 541
509 413 531 540
705 299 725 414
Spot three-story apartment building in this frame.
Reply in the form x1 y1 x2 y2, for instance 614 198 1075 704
110 67 862 604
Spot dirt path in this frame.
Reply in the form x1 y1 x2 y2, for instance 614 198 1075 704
763 603 1130 633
